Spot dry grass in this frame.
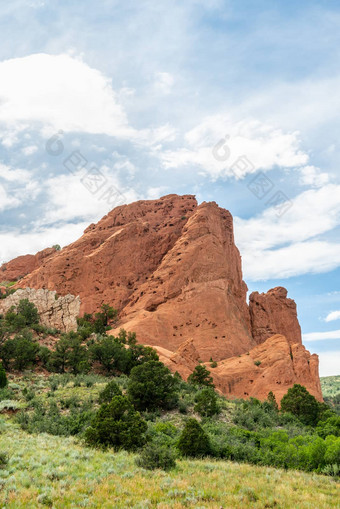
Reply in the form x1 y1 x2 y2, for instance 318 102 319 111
0 418 339 509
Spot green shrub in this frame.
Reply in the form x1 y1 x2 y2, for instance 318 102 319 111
0 452 8 469
324 436 340 465
194 388 220 417
85 395 147 450
99 380 122 403
0 386 15 401
89 334 158 375
267 391 279 411
48 333 89 374
17 399 94 436
188 365 215 388
233 398 278 430
38 346 51 367
77 304 118 335
0 363 7 388
321 463 340 477
177 418 211 457
128 360 178 411
316 415 340 438
0 331 39 370
136 443 177 471
16 299 39 326
281 384 320 426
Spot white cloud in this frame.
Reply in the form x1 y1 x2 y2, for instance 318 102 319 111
161 116 309 179
0 184 21 211
40 169 137 226
0 223 88 264
154 72 175 94
0 53 134 138
241 240 340 281
146 186 169 199
325 310 340 322
235 184 340 280
0 163 30 182
303 330 340 342
240 75 340 135
299 165 329 188
22 145 38 156
0 129 19 148
318 351 340 377
236 184 340 251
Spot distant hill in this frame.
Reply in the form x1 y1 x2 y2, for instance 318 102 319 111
320 375 340 398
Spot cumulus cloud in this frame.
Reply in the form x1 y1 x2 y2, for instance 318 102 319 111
0 163 30 182
0 53 134 138
161 115 309 179
0 223 89 264
299 165 329 188
325 310 340 322
234 184 340 280
39 168 138 226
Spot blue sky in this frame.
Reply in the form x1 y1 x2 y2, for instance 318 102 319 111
0 0 339 375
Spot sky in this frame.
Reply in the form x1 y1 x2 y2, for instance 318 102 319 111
0 0 339 376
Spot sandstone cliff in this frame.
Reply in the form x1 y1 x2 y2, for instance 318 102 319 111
0 247 57 282
249 287 302 345
0 194 322 402
156 335 322 403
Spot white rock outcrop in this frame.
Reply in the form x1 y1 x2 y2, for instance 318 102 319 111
0 288 80 332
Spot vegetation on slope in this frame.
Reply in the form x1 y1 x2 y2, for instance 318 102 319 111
0 300 339 507
321 376 340 416
321 376 340 398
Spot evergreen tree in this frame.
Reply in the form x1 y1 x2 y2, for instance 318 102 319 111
281 384 320 426
85 395 147 450
0 362 7 388
177 418 211 457
188 364 215 388
128 360 178 411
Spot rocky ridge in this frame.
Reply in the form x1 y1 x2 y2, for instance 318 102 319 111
0 194 322 402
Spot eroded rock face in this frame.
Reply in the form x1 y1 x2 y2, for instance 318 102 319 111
210 334 322 403
0 248 57 283
249 287 302 345
0 288 80 333
110 200 254 362
4 194 322 401
159 335 322 403
15 195 198 315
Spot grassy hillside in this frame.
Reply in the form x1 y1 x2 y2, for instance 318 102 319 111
0 300 339 508
0 418 339 508
0 373 338 508
321 376 340 398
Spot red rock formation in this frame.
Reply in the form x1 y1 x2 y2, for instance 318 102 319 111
210 334 322 403
0 247 56 282
249 287 302 345
151 339 200 380
110 200 254 362
4 194 322 401
15 195 198 315
151 334 322 403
